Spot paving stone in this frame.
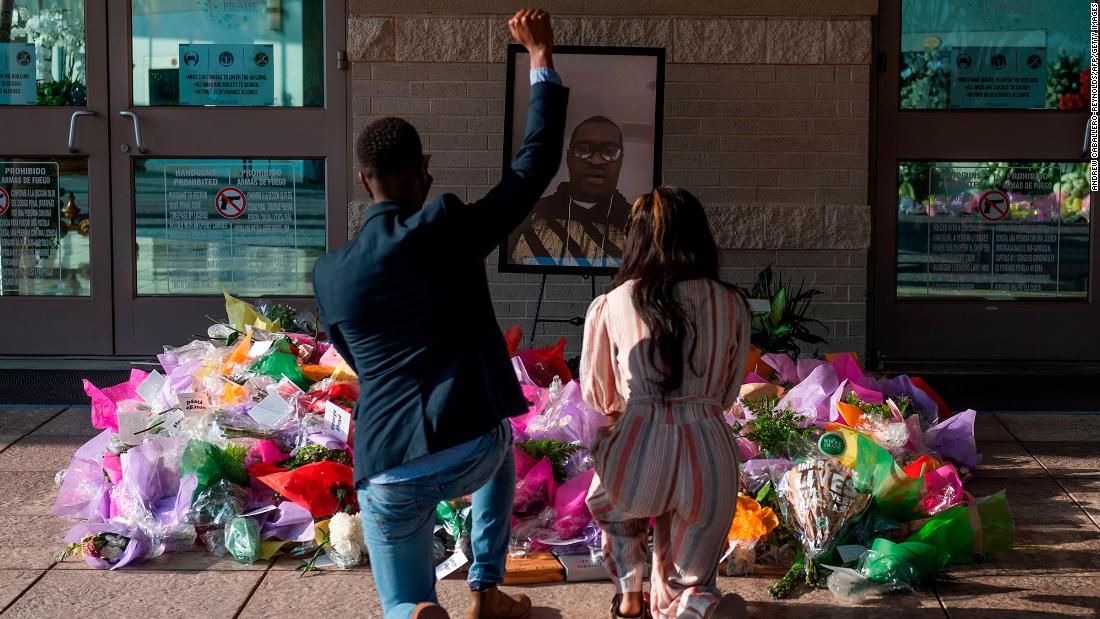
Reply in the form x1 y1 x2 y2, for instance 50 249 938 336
0 436 90 472
0 471 60 517
936 572 1100 617
0 514 78 570
964 477 1094 526
997 414 1100 443
1023 442 1100 479
947 523 1100 576
974 414 1014 443
0 408 63 436
30 407 98 438
0 570 43 610
1061 478 1100 527
970 441 1046 479
4 569 263 618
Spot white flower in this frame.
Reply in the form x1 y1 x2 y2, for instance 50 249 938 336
328 512 366 568
722 539 757 577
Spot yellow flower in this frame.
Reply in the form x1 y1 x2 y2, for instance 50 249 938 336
728 494 780 542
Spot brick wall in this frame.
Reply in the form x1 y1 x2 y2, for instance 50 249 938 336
347 14 873 356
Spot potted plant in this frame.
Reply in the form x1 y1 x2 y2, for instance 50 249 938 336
746 265 828 374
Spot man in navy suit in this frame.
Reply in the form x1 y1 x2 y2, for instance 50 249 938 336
312 10 567 619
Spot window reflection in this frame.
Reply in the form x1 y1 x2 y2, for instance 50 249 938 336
131 0 324 107
0 1 86 106
897 161 1091 299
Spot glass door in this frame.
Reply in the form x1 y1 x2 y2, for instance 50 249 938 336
0 0 114 354
873 0 1096 366
108 0 348 354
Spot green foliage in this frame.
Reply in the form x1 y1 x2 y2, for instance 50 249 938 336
37 79 87 106
741 395 814 456
748 265 827 358
899 50 951 109
278 444 353 470
224 442 250 465
1047 50 1084 107
516 439 580 482
263 304 299 332
898 162 933 205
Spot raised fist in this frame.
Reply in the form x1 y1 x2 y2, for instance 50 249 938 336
508 9 553 68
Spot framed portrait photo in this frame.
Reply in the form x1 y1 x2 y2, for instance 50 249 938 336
499 45 666 275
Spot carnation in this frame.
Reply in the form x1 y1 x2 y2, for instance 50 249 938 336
328 512 366 568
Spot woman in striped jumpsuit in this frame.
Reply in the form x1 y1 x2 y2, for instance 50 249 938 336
582 187 751 619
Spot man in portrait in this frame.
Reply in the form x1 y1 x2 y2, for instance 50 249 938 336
509 115 632 267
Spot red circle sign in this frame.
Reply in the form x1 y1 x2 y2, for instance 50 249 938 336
978 190 1010 222
0 187 9 217
215 186 247 219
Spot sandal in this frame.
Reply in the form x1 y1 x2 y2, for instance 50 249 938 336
609 593 652 619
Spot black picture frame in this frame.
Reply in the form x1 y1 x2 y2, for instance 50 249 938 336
497 44 666 276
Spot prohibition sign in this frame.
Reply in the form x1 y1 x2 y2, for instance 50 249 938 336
0 187 9 217
215 186 247 219
978 190 1009 222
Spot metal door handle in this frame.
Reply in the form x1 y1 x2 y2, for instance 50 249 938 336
118 110 148 154
67 110 96 153
1084 116 1093 158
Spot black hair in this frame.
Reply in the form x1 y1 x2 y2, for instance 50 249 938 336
570 115 622 145
613 186 725 393
356 117 423 179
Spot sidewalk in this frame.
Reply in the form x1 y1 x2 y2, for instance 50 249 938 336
1 407 1097 618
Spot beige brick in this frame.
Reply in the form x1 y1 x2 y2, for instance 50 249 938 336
372 63 430 80
674 18 766 63
849 65 871 83
816 82 869 100
765 204 827 250
776 65 835 82
663 168 720 186
487 99 505 115
763 100 836 117
431 167 487 184
758 187 816 202
717 65 776 83
663 118 701 135
348 16 394 61
809 152 866 169
718 169 779 187
467 150 500 167
467 81 505 99
779 135 836 152
752 153 808 169
429 64 489 81
406 115 469 132
851 98 870 117
354 80 409 97
430 133 486 150
697 118 757 135
664 134 721 151
696 187 758 204
488 16 582 62
707 204 765 250
396 17 487 62
371 97 431 115
816 187 868 203
583 18 672 48
667 65 722 83
825 204 871 249
753 118 812 135
836 134 869 153
667 82 701 99
778 169 849 187
410 82 467 98
812 118 869 135
469 116 504 133
424 151 470 167
767 19 825 64
697 82 759 100
719 136 779 152
826 19 872 64
431 98 487 115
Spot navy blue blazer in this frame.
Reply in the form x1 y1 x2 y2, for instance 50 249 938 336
313 81 569 484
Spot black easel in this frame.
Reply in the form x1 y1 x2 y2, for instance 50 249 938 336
529 274 599 345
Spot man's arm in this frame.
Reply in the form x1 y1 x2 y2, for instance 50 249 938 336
447 10 569 258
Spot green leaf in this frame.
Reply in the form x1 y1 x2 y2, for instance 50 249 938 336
769 287 787 324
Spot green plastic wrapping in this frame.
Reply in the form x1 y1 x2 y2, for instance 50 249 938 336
905 490 1014 563
859 538 949 586
180 440 250 496
822 427 927 521
225 516 260 565
249 341 310 389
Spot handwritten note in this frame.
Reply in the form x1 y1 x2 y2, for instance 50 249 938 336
435 550 469 580
323 402 351 442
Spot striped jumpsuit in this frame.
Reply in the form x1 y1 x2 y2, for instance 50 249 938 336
582 279 751 619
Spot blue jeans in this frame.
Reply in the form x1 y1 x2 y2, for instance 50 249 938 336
358 421 515 619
